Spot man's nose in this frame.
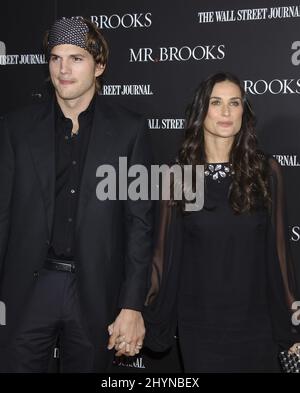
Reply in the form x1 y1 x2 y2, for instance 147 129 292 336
59 59 70 74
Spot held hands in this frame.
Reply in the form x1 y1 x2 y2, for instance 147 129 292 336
107 309 145 357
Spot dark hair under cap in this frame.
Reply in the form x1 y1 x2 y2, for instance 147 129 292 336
48 17 90 52
45 17 109 91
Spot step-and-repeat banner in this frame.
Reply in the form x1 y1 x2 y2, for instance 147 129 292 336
0 0 300 372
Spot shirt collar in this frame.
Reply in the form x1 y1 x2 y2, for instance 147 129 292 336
55 94 96 123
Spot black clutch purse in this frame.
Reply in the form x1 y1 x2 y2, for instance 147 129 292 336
279 350 300 373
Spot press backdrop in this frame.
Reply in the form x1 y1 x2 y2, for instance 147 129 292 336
1 0 300 372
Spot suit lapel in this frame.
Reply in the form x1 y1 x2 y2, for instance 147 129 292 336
27 99 55 237
27 95 114 237
75 96 114 233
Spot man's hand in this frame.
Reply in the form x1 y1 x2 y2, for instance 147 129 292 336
107 309 145 357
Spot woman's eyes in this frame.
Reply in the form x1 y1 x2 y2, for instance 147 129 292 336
210 100 240 106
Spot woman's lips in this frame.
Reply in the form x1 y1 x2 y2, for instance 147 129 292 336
217 121 233 127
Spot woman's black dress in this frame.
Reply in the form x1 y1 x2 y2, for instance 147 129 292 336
179 162 278 372
144 157 298 373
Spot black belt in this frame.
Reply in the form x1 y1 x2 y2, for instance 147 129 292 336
45 258 76 273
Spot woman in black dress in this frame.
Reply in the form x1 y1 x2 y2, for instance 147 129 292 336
144 72 300 372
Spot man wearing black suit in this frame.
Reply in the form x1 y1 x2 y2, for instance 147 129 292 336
0 18 153 372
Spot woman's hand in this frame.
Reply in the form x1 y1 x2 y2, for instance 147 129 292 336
288 343 300 354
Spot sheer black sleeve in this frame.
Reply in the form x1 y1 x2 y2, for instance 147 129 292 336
266 157 300 348
143 201 183 352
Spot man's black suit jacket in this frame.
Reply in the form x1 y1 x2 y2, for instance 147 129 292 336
0 94 153 371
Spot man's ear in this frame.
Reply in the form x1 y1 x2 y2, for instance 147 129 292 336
95 63 106 77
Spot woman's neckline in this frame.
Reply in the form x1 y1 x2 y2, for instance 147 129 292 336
204 162 233 182
206 161 229 164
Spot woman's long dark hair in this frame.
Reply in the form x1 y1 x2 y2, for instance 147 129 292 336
177 72 271 214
